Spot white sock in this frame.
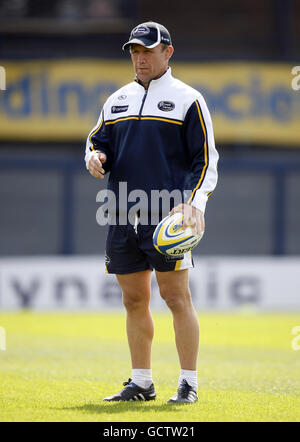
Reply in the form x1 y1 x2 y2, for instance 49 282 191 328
132 369 153 389
178 369 198 391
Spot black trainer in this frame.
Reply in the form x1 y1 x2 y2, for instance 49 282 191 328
103 378 156 402
168 379 198 403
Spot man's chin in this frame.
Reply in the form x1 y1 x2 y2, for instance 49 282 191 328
136 76 151 86
136 69 152 78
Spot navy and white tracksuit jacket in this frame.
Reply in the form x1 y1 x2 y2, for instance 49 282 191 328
85 67 219 273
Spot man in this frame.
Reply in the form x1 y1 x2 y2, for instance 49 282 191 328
85 21 219 403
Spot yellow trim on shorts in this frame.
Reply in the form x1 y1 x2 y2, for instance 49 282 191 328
174 251 193 271
175 259 182 271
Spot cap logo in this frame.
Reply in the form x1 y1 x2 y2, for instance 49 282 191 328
132 25 150 37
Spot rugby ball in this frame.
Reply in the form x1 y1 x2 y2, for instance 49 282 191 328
153 212 203 256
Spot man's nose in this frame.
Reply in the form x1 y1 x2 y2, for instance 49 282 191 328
137 54 146 64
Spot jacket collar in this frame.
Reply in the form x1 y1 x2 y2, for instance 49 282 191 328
134 67 172 90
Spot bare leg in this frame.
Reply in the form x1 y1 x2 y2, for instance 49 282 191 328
155 269 199 370
117 270 153 369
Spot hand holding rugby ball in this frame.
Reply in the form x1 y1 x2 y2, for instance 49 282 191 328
153 212 204 256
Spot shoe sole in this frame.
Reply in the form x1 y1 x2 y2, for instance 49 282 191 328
168 398 198 404
103 395 156 402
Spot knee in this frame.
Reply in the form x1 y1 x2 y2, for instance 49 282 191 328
122 290 149 312
159 284 191 312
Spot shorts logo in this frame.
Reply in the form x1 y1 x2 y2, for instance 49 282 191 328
165 254 184 262
158 101 175 112
111 105 129 113
132 26 150 37
105 254 111 265
118 95 127 100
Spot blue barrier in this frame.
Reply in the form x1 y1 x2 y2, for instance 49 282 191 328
1 156 300 255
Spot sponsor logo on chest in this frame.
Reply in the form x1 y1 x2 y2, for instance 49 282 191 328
158 101 175 111
111 105 129 113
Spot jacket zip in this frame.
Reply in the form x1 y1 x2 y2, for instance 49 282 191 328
138 89 148 120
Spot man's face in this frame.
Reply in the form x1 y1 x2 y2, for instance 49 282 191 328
130 43 173 85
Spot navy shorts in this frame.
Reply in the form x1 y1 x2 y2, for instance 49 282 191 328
105 223 194 274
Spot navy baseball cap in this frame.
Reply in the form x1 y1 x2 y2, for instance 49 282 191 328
122 21 172 51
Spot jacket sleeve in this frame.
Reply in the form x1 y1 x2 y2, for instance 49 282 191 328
85 108 113 173
183 95 219 214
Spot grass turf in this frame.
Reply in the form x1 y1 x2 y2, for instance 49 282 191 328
0 311 299 422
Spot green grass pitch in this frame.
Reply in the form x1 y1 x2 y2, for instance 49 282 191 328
0 311 299 422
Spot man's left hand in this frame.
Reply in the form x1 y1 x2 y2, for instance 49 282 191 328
170 203 205 236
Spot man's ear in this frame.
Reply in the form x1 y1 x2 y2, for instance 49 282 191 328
167 45 174 61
